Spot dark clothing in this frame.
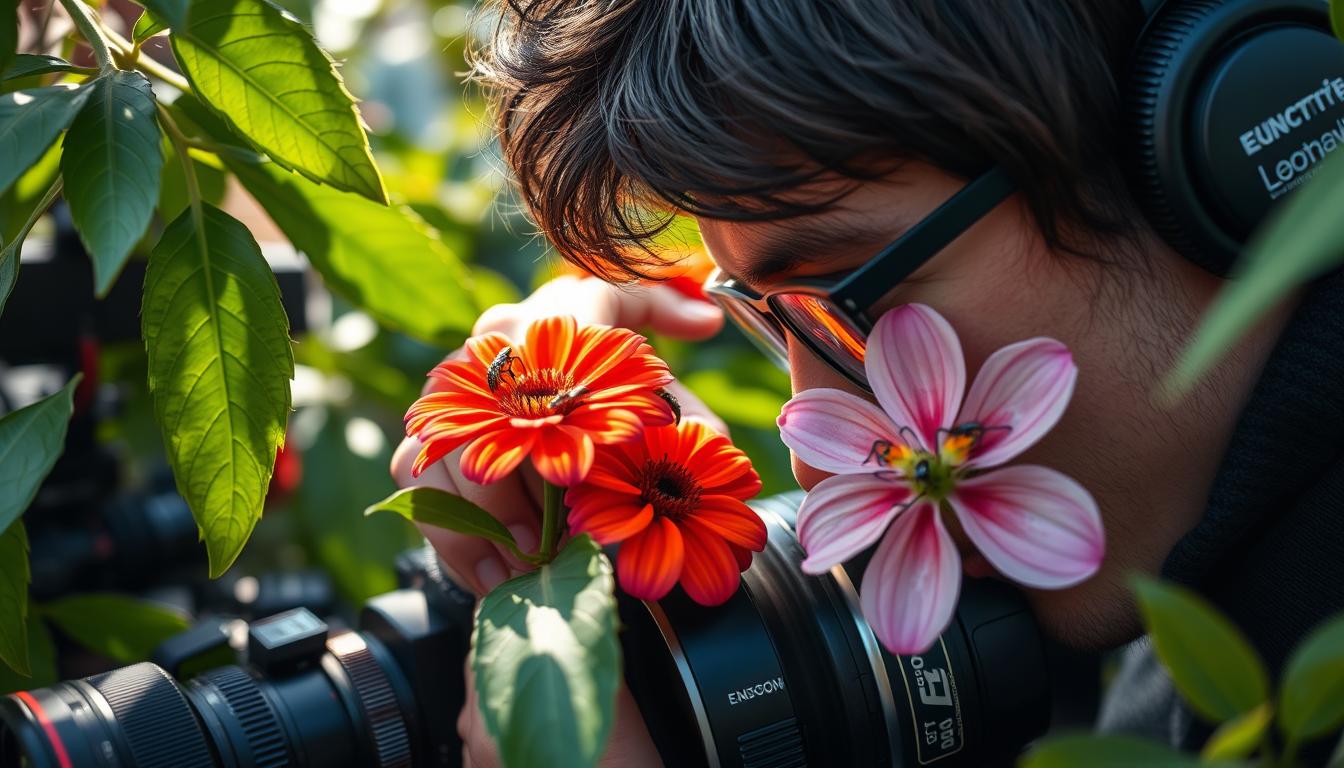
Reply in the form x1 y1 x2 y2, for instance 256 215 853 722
1099 268 1344 759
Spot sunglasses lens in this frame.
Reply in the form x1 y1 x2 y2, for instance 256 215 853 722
769 293 868 384
708 294 791 370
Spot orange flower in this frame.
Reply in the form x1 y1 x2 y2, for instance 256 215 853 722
405 316 675 487
565 420 766 605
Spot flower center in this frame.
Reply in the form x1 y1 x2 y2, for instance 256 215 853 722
879 445 956 501
495 368 585 418
638 458 702 520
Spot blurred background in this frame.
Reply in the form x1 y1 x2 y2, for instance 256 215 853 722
0 0 796 694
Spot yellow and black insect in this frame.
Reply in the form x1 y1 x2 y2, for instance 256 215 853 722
486 347 520 391
863 439 901 466
655 388 682 425
938 421 1012 450
548 385 589 411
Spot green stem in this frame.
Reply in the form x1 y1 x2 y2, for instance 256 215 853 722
58 0 115 73
541 481 563 562
103 26 192 92
156 102 202 225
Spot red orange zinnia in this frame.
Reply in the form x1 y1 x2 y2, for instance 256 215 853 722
565 420 766 606
405 316 675 487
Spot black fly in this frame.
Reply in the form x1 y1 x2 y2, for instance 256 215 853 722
548 385 589 411
486 347 520 391
655 388 682 425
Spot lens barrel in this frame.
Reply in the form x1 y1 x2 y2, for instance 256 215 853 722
621 493 1050 767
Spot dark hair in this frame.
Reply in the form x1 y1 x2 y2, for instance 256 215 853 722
473 0 1150 280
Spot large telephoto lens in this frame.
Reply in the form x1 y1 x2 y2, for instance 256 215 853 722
620 492 1051 767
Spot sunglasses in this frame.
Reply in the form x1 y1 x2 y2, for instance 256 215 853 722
702 166 1016 391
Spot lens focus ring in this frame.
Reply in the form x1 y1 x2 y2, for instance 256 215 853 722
86 663 214 768
327 633 412 768
199 666 290 768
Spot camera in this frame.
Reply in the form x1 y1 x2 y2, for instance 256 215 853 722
1 494 1049 767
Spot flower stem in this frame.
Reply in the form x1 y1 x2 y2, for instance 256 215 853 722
58 0 115 73
541 481 563 562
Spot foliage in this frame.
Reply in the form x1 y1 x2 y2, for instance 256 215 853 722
1023 579 1344 767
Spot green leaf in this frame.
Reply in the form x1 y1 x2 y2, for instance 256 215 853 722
0 617 57 693
3 54 86 80
0 375 80 535
1280 614 1344 744
1332 0 1344 41
0 82 92 194
472 536 619 768
293 407 417 604
0 521 29 675
61 71 163 296
1022 734 1207 767
367 487 518 553
143 205 294 578
132 10 169 42
170 0 386 203
133 0 185 28
1 0 15 78
41 593 189 663
1161 150 1344 400
227 158 477 344
1201 703 1271 761
1132 576 1269 722
158 141 227 222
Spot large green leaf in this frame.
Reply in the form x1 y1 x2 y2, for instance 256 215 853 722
228 159 477 344
133 0 186 28
3 54 89 80
61 70 163 296
367 487 520 555
132 10 169 43
1162 150 1344 399
1332 0 1344 40
0 82 91 193
1021 734 1217 767
1280 614 1344 745
158 141 227 222
294 407 417 604
143 205 294 577
40 593 189 663
170 0 385 203
1201 703 1271 761
0 521 28 675
472 535 619 768
0 617 56 693
0 375 80 535
1132 576 1269 722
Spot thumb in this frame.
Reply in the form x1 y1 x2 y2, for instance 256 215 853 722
608 282 724 340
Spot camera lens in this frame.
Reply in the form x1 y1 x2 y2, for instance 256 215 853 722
620 492 1050 767
0 615 419 768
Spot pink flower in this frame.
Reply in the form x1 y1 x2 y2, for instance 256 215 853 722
777 304 1104 654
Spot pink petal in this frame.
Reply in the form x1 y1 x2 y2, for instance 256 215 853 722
778 389 907 475
866 304 965 451
860 502 961 655
957 338 1077 468
948 465 1104 589
796 474 915 574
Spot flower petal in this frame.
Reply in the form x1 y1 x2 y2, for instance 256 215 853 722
459 428 538 485
957 338 1077 468
677 519 743 606
866 304 966 451
569 499 654 545
564 405 645 444
570 325 648 385
617 517 684 601
796 474 913 574
466 331 515 369
522 315 577 371
531 425 596 486
778 388 907 475
948 465 1104 589
694 496 768 551
860 502 961 654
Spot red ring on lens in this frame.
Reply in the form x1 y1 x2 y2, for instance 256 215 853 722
13 691 73 768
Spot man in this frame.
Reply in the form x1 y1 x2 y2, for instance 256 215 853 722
391 0 1344 764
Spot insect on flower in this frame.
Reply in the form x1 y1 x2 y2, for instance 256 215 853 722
777 303 1104 654
405 316 677 487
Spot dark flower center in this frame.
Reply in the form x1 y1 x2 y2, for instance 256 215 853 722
638 458 702 520
495 368 585 418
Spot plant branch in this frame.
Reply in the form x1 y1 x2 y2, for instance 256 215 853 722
541 482 563 562
103 26 191 92
57 0 114 73
156 101 203 226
